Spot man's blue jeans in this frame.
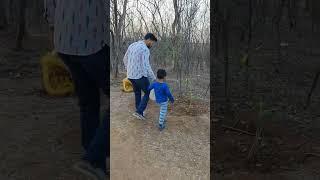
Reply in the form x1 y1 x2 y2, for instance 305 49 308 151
129 77 150 115
84 110 109 173
59 45 109 172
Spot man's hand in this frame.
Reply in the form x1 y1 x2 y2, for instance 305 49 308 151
148 77 156 83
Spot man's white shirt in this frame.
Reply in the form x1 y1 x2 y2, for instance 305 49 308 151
123 40 156 81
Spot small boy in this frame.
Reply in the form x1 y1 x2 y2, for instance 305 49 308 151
148 69 174 131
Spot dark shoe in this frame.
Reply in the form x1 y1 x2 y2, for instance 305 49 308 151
73 160 107 180
159 123 165 131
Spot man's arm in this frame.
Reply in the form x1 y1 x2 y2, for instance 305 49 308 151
142 50 156 81
148 83 154 91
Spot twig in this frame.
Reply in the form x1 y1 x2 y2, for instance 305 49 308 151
247 128 262 160
213 115 224 119
305 153 320 158
279 166 297 171
222 125 255 136
203 84 209 97
232 112 240 128
293 140 309 150
305 70 320 108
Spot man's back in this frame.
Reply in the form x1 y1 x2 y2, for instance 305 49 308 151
124 40 155 80
44 0 109 56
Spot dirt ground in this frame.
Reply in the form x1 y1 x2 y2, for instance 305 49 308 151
0 77 99 180
212 113 320 180
110 82 210 180
212 18 320 179
0 31 110 179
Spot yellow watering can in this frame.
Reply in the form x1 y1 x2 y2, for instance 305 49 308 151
122 78 133 92
40 51 75 96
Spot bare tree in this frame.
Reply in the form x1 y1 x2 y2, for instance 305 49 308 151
111 0 209 97
0 0 8 29
15 0 27 50
222 8 230 112
112 0 129 78
213 0 220 57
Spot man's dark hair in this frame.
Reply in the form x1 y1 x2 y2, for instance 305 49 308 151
144 33 158 42
157 69 166 79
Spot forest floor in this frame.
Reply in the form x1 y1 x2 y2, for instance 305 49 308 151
213 20 320 179
110 76 210 179
0 31 107 179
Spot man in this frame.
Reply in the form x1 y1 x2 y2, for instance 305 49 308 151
123 33 157 120
44 0 109 179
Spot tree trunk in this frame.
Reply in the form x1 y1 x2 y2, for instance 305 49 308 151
110 30 115 73
213 0 219 57
305 0 310 12
0 0 8 29
222 9 230 111
246 0 253 96
113 0 128 78
273 0 284 72
172 0 181 71
15 0 26 50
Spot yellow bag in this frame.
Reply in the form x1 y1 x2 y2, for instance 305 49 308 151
122 78 133 92
40 52 74 96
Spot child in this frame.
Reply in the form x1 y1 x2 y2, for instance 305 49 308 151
148 69 174 131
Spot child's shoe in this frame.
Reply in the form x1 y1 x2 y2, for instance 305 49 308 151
159 123 165 131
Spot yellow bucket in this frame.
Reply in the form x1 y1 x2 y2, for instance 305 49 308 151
40 52 74 96
122 78 133 92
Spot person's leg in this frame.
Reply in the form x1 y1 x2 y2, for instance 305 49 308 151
159 101 168 130
73 161 106 180
81 45 109 95
83 110 108 173
137 77 150 115
59 53 100 151
129 79 142 111
76 46 109 178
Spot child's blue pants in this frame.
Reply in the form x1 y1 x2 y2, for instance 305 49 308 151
158 101 168 125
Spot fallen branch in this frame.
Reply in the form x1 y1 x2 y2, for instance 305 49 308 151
213 115 224 119
247 127 262 160
305 70 320 108
292 140 309 150
305 153 320 158
222 125 255 136
232 116 240 128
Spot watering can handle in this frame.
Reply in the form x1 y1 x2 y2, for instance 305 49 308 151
50 50 57 56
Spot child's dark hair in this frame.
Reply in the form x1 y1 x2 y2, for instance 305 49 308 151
157 69 166 79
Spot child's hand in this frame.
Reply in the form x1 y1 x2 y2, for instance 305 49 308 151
170 103 174 112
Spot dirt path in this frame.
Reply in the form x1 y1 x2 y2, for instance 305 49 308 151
110 86 210 180
0 77 106 180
